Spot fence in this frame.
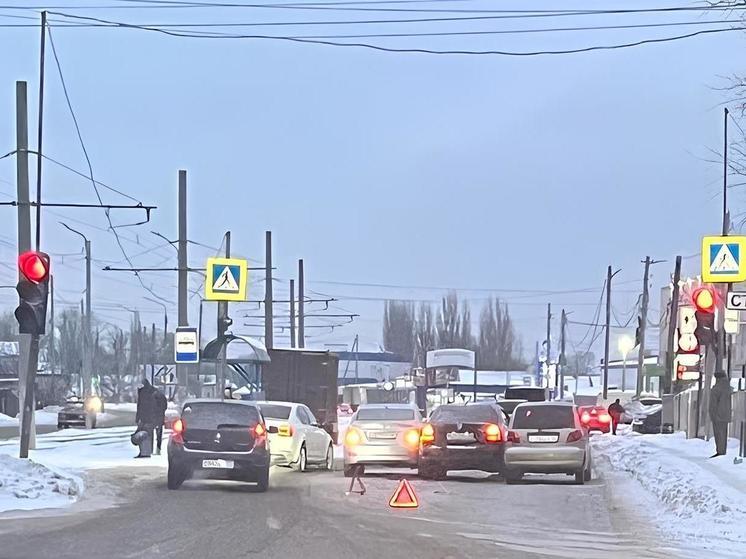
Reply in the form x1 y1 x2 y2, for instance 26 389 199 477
673 388 746 451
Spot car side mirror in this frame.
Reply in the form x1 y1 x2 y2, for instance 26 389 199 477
267 425 279 434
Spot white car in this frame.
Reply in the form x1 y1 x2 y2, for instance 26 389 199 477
256 401 334 472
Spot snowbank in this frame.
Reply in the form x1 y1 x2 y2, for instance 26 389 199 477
0 407 64 428
0 454 82 513
593 432 746 557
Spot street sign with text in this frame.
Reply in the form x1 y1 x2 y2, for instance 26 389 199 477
174 327 199 363
726 291 746 311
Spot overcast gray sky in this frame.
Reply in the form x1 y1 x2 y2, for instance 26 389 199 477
0 1 743 360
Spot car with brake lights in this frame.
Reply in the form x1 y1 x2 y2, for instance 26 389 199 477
577 405 612 433
343 403 422 477
167 399 270 491
504 402 592 485
418 401 508 480
256 401 334 472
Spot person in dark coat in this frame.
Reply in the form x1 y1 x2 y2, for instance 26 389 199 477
135 378 157 458
709 371 733 457
153 387 168 455
608 398 625 435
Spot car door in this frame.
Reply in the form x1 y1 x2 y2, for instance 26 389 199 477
302 405 327 460
295 406 318 459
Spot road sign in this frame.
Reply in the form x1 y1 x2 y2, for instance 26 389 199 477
389 478 419 508
702 236 746 283
726 291 746 310
174 327 199 363
205 257 248 301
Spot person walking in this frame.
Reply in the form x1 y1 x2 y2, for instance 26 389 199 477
709 371 733 458
135 378 157 458
153 387 168 455
607 398 625 435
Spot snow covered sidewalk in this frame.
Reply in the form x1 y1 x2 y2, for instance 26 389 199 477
592 431 746 558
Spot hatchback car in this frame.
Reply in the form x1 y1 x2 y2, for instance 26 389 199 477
504 402 592 485
167 399 270 491
577 405 612 434
256 401 334 472
343 403 422 477
57 395 101 429
418 402 508 480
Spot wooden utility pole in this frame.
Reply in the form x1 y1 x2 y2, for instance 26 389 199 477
264 231 273 349
636 257 652 397
603 266 612 401
664 256 682 395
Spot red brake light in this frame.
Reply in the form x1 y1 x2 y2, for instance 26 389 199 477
254 423 266 437
19 251 49 284
581 412 591 423
484 423 502 443
507 431 521 443
599 413 611 423
420 423 435 445
567 430 583 443
173 418 184 433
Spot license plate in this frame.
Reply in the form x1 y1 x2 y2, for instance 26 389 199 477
447 432 476 443
370 431 396 439
528 434 559 443
202 459 234 469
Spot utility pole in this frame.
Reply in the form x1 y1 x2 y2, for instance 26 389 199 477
16 81 36 452
545 303 551 395
603 266 612 401
559 309 567 400
177 170 188 396
723 108 730 237
298 259 305 348
289 279 296 348
664 256 682 395
49 275 54 374
264 231 273 350
151 323 156 384
637 257 652 397
35 11 46 250
217 232 231 400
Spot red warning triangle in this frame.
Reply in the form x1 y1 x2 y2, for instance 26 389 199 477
389 478 419 508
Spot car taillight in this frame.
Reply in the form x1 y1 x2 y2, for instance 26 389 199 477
599 413 611 423
483 423 502 443
420 423 435 445
345 427 363 447
581 412 591 423
171 418 185 444
567 430 583 443
254 423 266 438
507 431 520 443
404 428 420 449
278 423 294 437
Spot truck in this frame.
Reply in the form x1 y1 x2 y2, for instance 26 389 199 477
262 349 339 442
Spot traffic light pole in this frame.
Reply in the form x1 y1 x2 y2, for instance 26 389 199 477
217 231 231 400
664 256 682 395
19 334 39 459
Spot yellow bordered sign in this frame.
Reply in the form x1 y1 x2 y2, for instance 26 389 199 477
205 257 248 301
701 235 746 283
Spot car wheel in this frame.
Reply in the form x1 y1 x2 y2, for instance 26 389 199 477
344 464 363 478
167 463 188 490
324 444 334 471
420 465 446 481
255 466 270 492
505 471 522 484
574 469 585 485
90 416 97 429
296 445 308 473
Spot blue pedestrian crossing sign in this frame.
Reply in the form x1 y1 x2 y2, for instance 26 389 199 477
702 236 746 283
205 257 248 301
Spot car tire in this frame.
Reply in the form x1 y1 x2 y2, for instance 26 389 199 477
324 444 334 471
419 465 446 481
505 471 522 485
344 464 363 478
255 466 270 492
90 416 97 429
167 464 188 490
295 445 308 473
574 469 585 485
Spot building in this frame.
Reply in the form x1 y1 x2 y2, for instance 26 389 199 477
0 341 19 417
336 351 411 384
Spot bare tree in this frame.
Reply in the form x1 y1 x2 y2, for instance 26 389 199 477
436 291 462 348
382 301 415 361
414 303 437 367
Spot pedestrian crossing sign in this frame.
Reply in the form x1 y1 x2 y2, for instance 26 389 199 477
702 236 746 283
205 257 248 301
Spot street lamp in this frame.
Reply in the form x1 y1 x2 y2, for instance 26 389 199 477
618 335 635 392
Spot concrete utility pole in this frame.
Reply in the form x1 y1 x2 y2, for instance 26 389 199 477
217 232 231 400
559 309 567 400
603 266 613 401
664 256 682 395
289 279 296 348
16 81 36 452
545 303 551 394
637 257 652 397
298 259 305 349
264 231 273 349
35 11 46 250
49 275 54 374
177 170 188 395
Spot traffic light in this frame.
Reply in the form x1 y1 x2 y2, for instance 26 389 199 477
14 251 50 336
692 286 716 346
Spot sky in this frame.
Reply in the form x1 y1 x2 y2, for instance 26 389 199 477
0 0 744 361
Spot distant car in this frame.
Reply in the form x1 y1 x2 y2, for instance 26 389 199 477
256 401 334 472
167 399 270 491
577 405 612 434
504 402 592 485
57 396 101 429
418 402 508 480
343 403 422 477
503 387 547 402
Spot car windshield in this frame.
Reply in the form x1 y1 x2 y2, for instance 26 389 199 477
258 404 291 420
356 407 416 421
430 405 500 424
181 403 260 429
504 388 546 402
512 406 576 430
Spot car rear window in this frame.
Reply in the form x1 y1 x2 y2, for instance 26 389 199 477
512 406 575 430
504 388 546 402
181 402 260 428
356 407 415 421
258 404 291 420
431 405 499 424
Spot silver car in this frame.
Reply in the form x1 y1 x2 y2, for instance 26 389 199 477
342 403 422 477
504 402 592 485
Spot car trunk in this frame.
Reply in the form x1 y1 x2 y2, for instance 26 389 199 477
181 403 260 453
432 421 491 446
357 420 418 445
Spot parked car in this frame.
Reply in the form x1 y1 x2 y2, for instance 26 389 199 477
256 401 334 472
504 402 592 485
577 405 612 434
343 403 422 477
167 399 270 491
622 397 662 425
57 395 101 429
418 401 508 480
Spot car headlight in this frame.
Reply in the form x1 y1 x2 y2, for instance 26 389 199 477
87 396 102 413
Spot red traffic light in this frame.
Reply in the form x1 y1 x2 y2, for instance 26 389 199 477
18 251 50 284
692 286 716 313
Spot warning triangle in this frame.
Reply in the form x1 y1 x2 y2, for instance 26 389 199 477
710 244 739 273
388 478 419 508
213 266 239 292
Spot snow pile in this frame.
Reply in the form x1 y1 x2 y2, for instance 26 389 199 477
0 413 16 426
0 454 82 513
593 432 746 556
0 407 64 427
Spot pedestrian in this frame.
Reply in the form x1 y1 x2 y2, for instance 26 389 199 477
708 371 733 458
135 378 157 458
153 386 168 455
607 398 625 435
